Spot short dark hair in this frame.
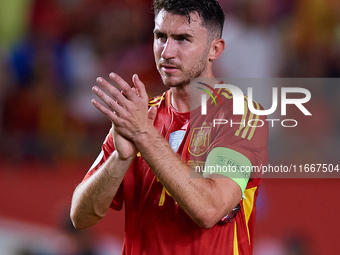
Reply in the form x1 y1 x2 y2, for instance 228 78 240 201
153 0 225 39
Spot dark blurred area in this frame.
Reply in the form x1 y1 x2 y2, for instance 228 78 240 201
0 0 339 165
0 0 163 166
0 0 339 254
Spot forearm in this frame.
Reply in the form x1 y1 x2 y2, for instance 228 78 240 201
134 127 237 228
70 151 133 229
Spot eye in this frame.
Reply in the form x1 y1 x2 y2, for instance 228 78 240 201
174 35 191 43
154 32 167 42
177 37 188 42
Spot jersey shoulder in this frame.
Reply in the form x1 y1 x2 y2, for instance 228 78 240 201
216 87 266 114
148 90 169 108
211 86 269 144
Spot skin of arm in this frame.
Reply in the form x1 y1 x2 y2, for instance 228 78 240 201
91 73 242 229
70 150 134 230
134 125 242 229
70 110 138 230
70 85 155 230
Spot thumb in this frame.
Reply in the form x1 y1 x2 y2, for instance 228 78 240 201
148 106 157 124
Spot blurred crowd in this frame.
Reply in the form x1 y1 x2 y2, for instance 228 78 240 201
0 0 161 165
0 0 339 166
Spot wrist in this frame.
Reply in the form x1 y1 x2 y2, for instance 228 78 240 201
113 150 136 163
133 125 160 149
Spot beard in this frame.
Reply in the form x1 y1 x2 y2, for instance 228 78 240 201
157 49 210 88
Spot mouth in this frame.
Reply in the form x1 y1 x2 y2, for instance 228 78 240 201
160 64 179 74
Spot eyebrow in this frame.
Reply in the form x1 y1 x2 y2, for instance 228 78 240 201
153 29 194 39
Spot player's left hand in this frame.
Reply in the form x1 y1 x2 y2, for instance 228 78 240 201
92 72 155 141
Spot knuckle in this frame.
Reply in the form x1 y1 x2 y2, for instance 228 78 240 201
108 101 115 109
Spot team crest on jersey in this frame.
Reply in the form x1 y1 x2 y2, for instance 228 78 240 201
189 127 211 156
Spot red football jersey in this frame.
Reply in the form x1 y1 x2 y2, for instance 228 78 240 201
84 88 268 255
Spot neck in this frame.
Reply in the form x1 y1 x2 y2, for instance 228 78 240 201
170 86 191 113
170 74 218 113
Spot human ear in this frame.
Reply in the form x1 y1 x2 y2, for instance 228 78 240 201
208 38 225 61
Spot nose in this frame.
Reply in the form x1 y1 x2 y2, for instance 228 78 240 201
161 38 176 60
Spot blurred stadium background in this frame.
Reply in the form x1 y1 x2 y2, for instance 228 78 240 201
0 0 339 254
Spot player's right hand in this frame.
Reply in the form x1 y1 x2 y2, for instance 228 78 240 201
112 88 139 160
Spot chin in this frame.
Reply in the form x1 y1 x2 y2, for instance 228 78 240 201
162 76 177 87
163 79 182 88
162 76 189 88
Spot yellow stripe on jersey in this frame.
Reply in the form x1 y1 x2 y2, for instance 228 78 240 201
241 100 255 139
247 102 260 140
149 93 164 103
166 90 171 106
158 186 166 206
233 221 240 255
234 99 261 141
221 88 233 99
218 87 249 138
157 177 172 206
243 186 258 244
205 87 261 141
148 96 165 106
149 102 163 106
148 92 166 107
234 99 248 137
209 88 232 106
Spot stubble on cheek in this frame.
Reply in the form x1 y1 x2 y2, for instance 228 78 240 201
157 47 210 87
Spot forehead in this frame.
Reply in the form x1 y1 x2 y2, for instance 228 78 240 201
154 9 206 35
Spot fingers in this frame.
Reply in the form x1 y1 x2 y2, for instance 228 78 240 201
95 73 144 103
123 87 138 99
91 98 120 123
95 77 128 107
92 85 122 113
92 72 148 124
109 73 137 100
132 74 148 100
